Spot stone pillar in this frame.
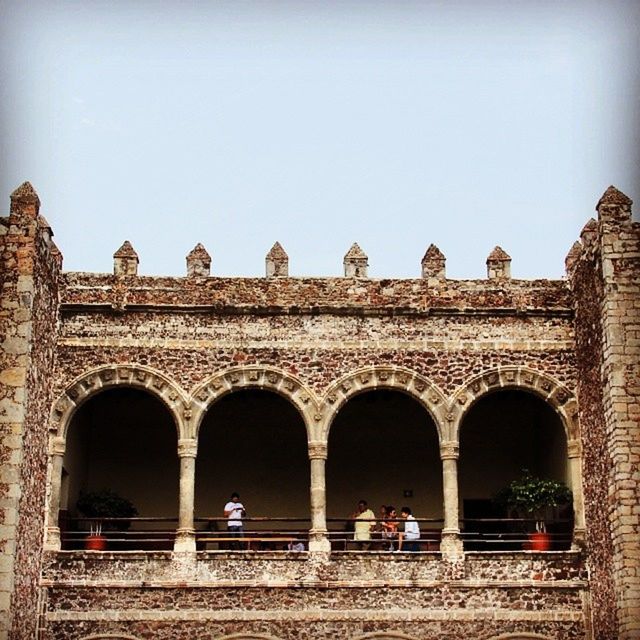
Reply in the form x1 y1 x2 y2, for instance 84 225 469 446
567 439 586 549
186 243 211 277
486 246 511 279
439 441 464 558
266 241 288 277
308 442 330 552
343 243 368 278
595 186 640 638
44 437 66 551
113 240 139 276
0 182 61 638
174 439 197 552
421 244 446 280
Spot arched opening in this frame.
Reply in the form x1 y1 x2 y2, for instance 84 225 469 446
326 390 441 551
196 390 309 550
62 387 179 550
459 389 572 550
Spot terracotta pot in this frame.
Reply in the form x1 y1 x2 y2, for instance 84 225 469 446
529 532 551 551
85 535 107 551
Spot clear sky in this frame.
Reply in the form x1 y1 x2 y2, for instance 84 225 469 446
1 1 638 279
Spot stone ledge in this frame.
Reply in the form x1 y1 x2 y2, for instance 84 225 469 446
41 579 588 589
45 608 585 622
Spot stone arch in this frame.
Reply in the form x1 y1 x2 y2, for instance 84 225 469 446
450 366 578 442
191 366 318 440
352 634 420 640
79 636 144 640
486 635 553 640
321 366 447 442
50 364 187 440
213 635 286 640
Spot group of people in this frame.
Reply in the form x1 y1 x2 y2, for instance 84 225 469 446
222 493 420 552
353 500 421 552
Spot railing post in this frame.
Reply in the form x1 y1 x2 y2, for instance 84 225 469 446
44 436 66 551
174 438 197 552
439 441 464 559
308 442 331 552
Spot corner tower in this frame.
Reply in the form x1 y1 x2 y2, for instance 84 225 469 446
0 183 62 638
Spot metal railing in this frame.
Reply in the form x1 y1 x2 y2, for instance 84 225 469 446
58 515 574 552
460 517 574 551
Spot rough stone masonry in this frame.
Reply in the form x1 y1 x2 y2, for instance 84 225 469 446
0 183 638 640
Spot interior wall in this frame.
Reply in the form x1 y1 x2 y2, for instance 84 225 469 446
459 390 568 514
196 390 310 529
326 390 442 526
64 388 179 523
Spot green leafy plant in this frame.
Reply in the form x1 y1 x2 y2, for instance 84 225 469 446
76 489 137 531
495 470 572 533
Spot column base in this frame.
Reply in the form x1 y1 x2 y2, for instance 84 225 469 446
44 527 61 551
173 528 196 553
571 527 587 552
439 529 464 559
308 530 331 553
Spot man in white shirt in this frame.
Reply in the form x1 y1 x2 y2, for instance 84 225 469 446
223 492 246 549
398 506 420 552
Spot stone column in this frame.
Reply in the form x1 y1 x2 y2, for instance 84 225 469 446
44 437 66 551
567 439 586 549
308 442 330 552
174 439 197 552
439 441 464 558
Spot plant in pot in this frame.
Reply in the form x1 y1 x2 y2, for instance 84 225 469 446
495 470 572 551
76 489 138 551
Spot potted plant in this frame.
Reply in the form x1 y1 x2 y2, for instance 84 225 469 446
495 470 572 551
76 489 138 551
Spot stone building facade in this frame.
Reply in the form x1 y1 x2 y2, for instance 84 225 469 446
0 183 638 639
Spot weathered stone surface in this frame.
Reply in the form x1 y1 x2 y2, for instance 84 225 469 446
2 184 639 639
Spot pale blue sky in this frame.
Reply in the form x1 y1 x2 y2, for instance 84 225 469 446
1 1 638 278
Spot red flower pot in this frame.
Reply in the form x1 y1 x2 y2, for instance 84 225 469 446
529 532 551 551
85 535 107 551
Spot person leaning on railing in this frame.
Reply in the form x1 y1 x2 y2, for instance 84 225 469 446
381 505 399 551
397 506 420 552
353 499 376 550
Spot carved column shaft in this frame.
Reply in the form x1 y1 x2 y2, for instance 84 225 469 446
440 443 460 533
567 439 586 541
308 442 330 552
175 439 197 552
45 446 65 551
440 441 464 559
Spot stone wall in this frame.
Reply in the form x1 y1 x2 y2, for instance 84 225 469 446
567 233 616 639
39 551 588 640
1 183 638 639
595 190 640 638
53 273 576 403
0 184 61 639
568 186 640 639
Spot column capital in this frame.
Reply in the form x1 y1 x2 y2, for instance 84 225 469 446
567 439 582 459
50 436 66 456
440 441 459 460
178 438 198 458
308 442 327 460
